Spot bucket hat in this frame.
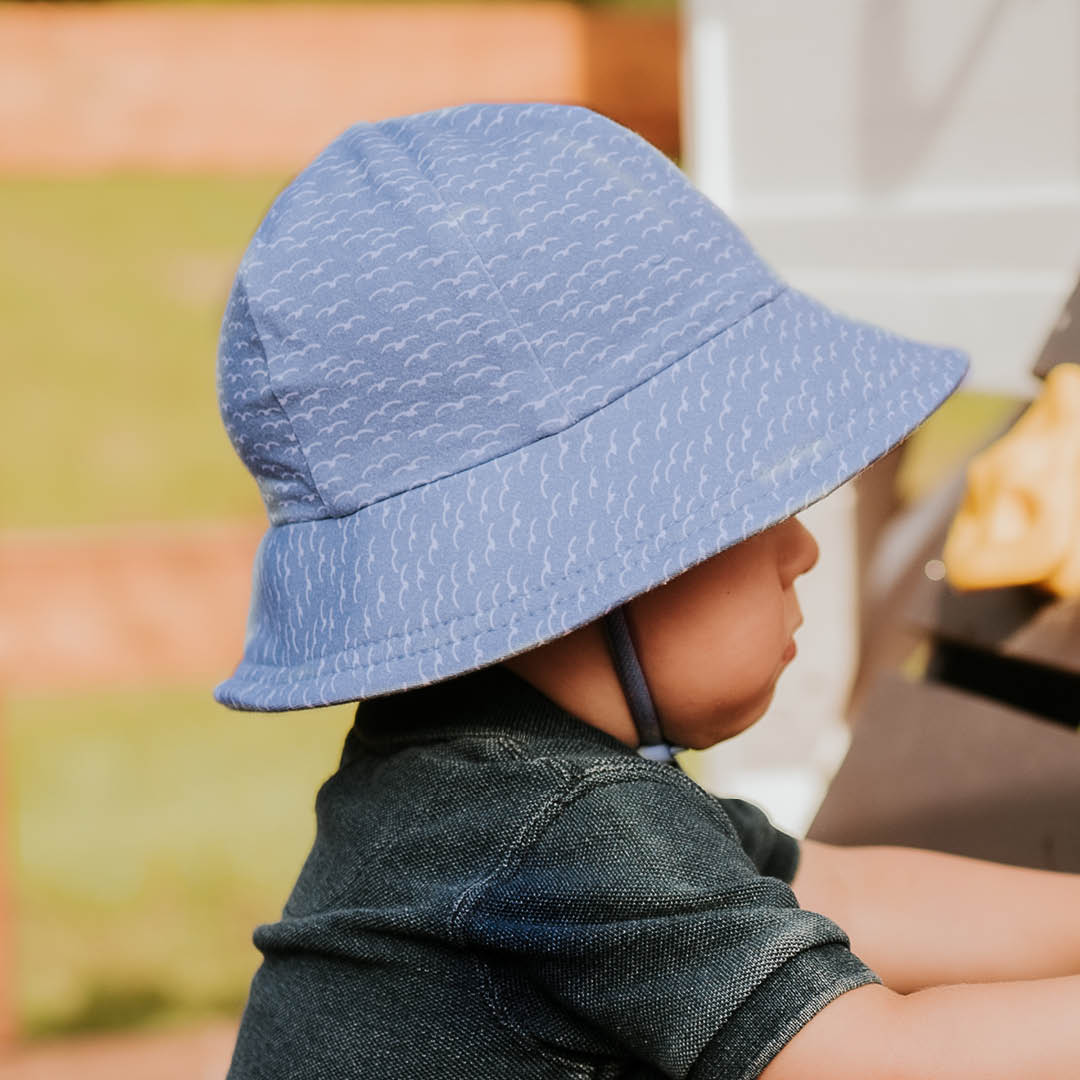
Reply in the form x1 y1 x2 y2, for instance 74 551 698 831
214 101 969 719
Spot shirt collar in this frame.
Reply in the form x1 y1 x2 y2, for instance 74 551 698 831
349 661 637 757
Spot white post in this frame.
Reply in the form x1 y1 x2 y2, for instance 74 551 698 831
679 0 1080 836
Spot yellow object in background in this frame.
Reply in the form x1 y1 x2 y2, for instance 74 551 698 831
943 363 1080 598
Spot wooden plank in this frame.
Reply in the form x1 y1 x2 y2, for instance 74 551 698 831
0 1017 235 1080
0 3 680 174
925 639 1080 726
0 710 13 1052
0 522 262 691
905 573 1080 676
808 672 1080 871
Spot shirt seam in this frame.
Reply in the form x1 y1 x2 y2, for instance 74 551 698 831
453 764 760 1062
448 760 643 944
451 764 750 942
464 763 647 1074
476 954 607 1079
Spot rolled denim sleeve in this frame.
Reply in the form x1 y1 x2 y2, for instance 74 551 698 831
465 772 881 1080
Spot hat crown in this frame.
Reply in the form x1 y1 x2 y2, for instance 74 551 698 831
217 102 781 526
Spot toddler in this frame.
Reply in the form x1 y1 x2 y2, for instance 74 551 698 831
216 103 1080 1078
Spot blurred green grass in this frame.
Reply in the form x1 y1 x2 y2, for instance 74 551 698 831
2 173 1023 1040
6 687 354 1038
1 175 284 528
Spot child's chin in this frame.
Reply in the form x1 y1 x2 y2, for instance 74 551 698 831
695 694 775 749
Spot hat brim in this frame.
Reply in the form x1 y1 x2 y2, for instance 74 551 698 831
214 285 968 711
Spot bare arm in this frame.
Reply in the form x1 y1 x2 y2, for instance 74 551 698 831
760 974 1080 1080
791 838 1080 993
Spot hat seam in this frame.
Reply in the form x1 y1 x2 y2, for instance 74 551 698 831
261 282 787 525
379 118 575 431
236 271 329 518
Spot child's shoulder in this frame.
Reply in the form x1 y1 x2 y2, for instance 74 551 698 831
334 663 789 881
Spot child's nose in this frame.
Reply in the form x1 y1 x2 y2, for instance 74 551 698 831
781 517 819 582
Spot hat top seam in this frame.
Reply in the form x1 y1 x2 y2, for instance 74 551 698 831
379 118 574 430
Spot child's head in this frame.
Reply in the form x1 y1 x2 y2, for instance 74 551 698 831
213 102 968 745
503 515 818 750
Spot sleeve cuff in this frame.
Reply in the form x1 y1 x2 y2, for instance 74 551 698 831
688 942 883 1080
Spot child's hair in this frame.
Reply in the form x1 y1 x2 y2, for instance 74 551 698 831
214 101 968 719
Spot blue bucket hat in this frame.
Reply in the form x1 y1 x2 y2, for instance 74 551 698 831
214 101 968 740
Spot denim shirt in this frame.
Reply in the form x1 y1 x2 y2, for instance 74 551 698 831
226 663 881 1079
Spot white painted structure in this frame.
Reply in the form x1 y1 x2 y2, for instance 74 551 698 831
679 0 1080 836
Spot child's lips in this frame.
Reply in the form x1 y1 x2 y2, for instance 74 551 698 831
782 617 803 662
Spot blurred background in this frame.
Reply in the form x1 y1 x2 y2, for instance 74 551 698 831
2 0 1076 1075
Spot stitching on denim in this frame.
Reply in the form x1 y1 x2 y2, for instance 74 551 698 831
452 763 747 944
477 957 600 1079
447 760 642 943
458 763 796 1073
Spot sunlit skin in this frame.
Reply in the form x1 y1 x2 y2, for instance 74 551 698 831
502 515 820 751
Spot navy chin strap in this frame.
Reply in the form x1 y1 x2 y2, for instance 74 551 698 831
600 605 685 766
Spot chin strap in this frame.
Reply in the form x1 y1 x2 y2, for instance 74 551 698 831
600 605 685 766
